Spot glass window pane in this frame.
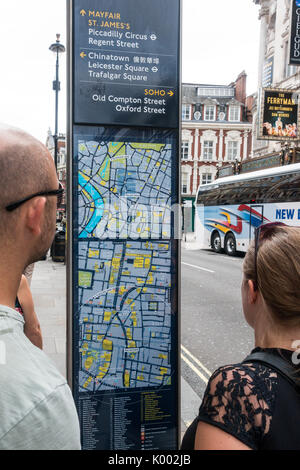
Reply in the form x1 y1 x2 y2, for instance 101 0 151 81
182 105 191 120
227 141 238 161
182 173 189 194
229 106 240 121
204 106 215 121
203 141 213 160
202 173 213 185
181 142 189 160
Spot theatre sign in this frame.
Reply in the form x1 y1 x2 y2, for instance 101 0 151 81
258 88 300 141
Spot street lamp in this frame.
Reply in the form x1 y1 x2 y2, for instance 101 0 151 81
49 34 65 171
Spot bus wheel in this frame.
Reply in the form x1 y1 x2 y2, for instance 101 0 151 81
225 233 236 256
211 232 222 253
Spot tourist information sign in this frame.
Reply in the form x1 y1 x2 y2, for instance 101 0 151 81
68 0 181 451
73 0 180 128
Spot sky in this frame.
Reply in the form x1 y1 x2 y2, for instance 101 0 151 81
0 0 261 143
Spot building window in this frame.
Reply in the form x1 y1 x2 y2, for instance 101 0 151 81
203 141 214 160
285 63 297 78
227 141 239 161
197 87 234 97
182 173 189 194
201 173 212 185
229 105 240 122
182 105 191 120
284 40 297 78
204 105 215 121
181 142 190 160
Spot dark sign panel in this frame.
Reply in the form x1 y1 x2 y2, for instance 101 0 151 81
73 0 180 127
289 0 300 65
258 88 300 141
68 0 181 451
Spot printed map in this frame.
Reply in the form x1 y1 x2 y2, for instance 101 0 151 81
77 140 172 239
76 139 174 392
78 240 172 392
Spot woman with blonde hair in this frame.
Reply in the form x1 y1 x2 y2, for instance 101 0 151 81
181 223 300 450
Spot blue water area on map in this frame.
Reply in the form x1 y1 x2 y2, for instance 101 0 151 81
78 172 104 238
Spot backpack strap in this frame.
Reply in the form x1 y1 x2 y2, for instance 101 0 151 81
242 351 299 389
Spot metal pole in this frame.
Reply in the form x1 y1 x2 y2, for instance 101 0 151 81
50 34 64 170
54 50 59 171
66 0 73 388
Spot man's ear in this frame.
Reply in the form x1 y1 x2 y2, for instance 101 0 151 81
247 279 258 305
25 197 46 236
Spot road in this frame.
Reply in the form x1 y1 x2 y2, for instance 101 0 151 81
180 246 254 434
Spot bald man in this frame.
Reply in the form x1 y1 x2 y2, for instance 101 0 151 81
0 125 81 450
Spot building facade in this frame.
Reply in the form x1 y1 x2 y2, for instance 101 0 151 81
181 72 253 212
252 0 300 158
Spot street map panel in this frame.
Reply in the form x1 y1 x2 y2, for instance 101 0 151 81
78 140 172 239
78 239 172 392
75 137 174 392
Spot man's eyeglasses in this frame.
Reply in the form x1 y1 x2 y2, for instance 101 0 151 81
5 183 64 212
253 222 286 291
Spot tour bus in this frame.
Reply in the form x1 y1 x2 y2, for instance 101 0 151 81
194 162 300 255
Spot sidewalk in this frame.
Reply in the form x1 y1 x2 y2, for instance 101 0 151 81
30 256 188 444
30 256 67 378
181 233 202 251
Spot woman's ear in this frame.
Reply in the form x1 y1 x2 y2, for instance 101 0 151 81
247 279 258 304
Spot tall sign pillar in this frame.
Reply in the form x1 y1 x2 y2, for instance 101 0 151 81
67 0 181 450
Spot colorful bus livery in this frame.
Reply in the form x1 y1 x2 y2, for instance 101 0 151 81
195 163 300 255
205 204 269 234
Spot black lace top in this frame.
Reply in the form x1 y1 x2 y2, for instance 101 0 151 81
181 348 300 450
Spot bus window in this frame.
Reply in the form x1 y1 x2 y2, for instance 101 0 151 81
197 186 219 206
196 169 300 207
265 173 300 203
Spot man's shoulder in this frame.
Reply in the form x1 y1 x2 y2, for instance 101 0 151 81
0 382 81 449
3 326 66 390
0 322 70 443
